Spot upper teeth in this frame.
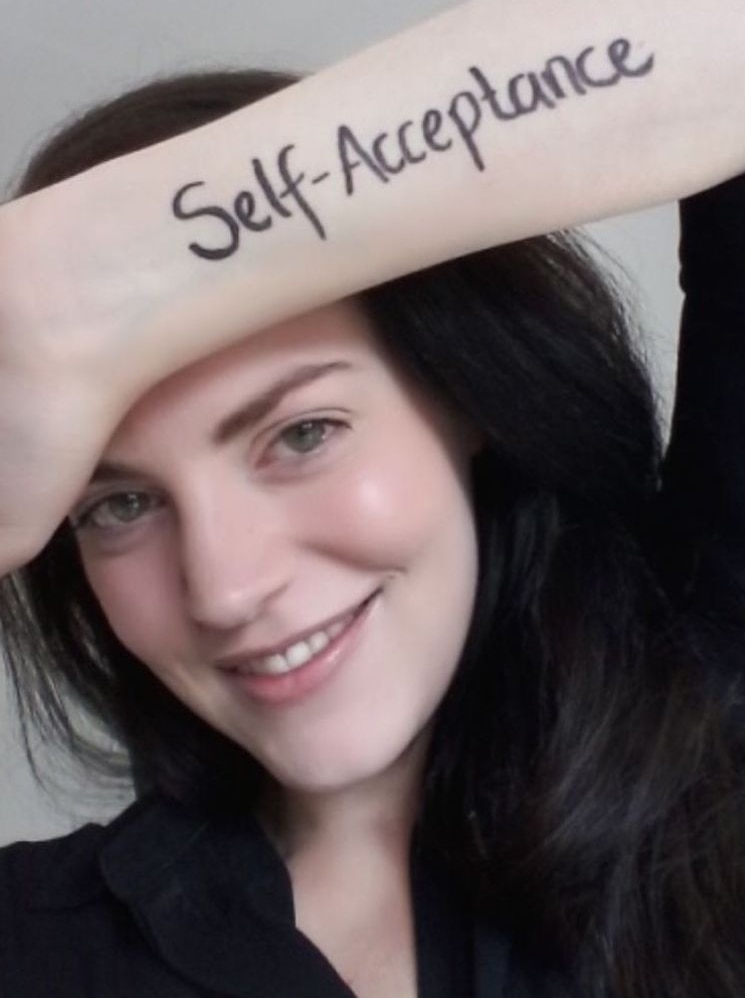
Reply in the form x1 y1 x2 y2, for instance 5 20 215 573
243 612 355 677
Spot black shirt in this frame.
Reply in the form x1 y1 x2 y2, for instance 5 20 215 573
0 792 568 997
657 173 745 622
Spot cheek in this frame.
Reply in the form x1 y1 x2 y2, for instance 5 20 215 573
308 433 476 572
349 430 480 637
81 545 184 665
299 428 481 699
285 434 479 776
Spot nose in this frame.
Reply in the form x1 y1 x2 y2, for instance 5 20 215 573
178 485 288 632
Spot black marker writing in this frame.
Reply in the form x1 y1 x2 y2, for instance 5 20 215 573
173 145 325 261
173 36 654 259
338 37 654 188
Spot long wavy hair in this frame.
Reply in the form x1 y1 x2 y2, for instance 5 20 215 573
2 70 744 998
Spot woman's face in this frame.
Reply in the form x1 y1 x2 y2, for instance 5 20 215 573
72 301 480 792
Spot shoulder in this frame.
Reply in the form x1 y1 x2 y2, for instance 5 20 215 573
0 821 114 997
0 820 109 912
0 796 196 998
0 791 180 914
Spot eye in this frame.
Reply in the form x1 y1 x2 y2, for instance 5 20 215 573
70 490 163 532
264 417 346 463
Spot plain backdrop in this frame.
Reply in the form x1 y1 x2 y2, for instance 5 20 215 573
0 0 682 846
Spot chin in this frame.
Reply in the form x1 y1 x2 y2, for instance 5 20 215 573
271 754 385 795
264 723 428 797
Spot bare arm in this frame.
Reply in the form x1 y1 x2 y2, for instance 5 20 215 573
1 0 744 572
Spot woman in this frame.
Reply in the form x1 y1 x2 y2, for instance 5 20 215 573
1 3 745 997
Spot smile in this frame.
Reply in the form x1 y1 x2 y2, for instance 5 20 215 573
239 606 362 677
219 588 381 707
217 590 379 678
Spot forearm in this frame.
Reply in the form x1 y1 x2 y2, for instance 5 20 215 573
6 0 745 398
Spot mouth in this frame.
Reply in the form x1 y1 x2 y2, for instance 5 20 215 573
220 588 381 707
217 588 381 678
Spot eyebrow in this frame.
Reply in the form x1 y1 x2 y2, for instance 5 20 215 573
87 360 354 485
212 360 353 445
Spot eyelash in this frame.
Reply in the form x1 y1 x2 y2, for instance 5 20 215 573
260 416 346 467
70 416 347 534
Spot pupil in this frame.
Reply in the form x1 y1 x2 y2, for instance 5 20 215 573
113 493 145 521
289 421 323 452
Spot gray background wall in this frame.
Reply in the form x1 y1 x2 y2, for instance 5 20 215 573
0 0 682 846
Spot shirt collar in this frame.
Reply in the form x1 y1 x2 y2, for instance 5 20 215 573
24 792 530 997
98 792 356 997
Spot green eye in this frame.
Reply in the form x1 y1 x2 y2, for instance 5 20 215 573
72 491 161 532
104 493 151 523
280 420 332 454
262 417 348 469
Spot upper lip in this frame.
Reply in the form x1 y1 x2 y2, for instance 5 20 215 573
214 590 377 669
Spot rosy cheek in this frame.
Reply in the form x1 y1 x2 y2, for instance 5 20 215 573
312 448 448 565
82 550 183 664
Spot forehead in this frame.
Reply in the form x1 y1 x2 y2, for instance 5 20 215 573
108 300 382 450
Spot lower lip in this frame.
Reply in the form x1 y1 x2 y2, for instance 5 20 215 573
226 591 379 707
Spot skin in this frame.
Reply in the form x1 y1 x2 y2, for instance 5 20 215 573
70 299 482 861
4 2 745 580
